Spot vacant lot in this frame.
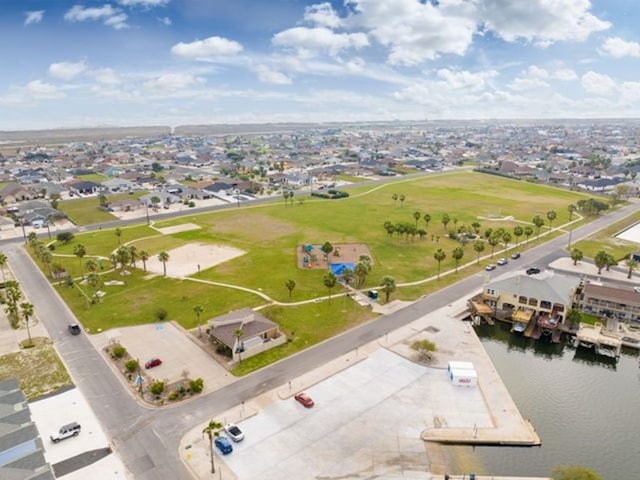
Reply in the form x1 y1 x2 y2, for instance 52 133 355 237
572 209 640 261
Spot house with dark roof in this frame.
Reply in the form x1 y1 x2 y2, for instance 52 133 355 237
0 378 55 480
206 308 286 362
67 180 102 195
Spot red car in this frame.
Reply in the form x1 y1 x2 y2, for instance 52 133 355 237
294 392 314 408
144 358 162 369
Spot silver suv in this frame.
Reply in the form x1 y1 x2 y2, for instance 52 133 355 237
50 422 81 443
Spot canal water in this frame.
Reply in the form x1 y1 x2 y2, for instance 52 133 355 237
446 322 640 478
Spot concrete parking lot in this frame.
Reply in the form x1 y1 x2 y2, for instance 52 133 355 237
210 348 491 480
92 322 234 389
29 387 128 478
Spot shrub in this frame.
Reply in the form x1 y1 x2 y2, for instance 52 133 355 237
150 381 165 395
168 390 179 401
189 378 204 394
48 244 56 251
56 232 75 244
112 344 127 358
188 201 195 208
155 308 168 321
125 359 139 373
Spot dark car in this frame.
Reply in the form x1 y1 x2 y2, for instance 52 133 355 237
214 436 233 455
294 392 314 408
68 324 82 335
144 358 162 369
485 264 496 271
511 252 521 259
526 267 541 275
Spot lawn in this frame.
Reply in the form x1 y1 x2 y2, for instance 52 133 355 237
571 209 640 262
335 174 369 183
0 341 72 400
58 191 147 226
77 173 108 183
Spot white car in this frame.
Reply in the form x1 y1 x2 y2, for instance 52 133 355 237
497 258 509 266
224 423 244 442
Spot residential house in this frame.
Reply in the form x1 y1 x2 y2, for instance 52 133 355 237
0 183 36 204
578 283 640 324
109 198 144 212
67 180 102 195
102 178 136 193
206 308 286 362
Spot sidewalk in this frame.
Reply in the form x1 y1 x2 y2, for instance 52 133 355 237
549 256 638 285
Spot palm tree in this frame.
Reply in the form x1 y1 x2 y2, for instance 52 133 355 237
234 327 245 362
20 302 34 345
0 251 7 284
354 261 370 287
40 250 53 279
433 248 446 280
202 418 224 473
140 250 150 272
285 279 296 298
129 245 138 267
413 211 421 228
158 251 170 276
379 275 396 303
452 247 464 272
116 246 131 273
488 235 500 258
87 272 100 301
571 248 584 265
473 240 485 264
513 225 523 246
471 222 481 234
546 210 557 229
568 204 577 221
501 232 512 250
441 213 450 231
73 244 86 266
85 259 97 273
423 213 431 230
532 215 545 237
594 250 609 275
392 193 398 206
341 267 354 286
283 190 290 206
4 281 21 324
323 272 337 301
115 227 122 245
628 258 638 279
398 194 406 207
524 226 534 244
193 305 204 337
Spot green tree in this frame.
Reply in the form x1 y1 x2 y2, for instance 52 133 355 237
423 213 431 230
392 193 398 206
532 215 545 237
20 302 34 346
513 225 523 246
551 465 602 480
116 246 131 273
98 193 108 207
571 248 584 266
566 308 582 326
202 419 224 473
57 231 75 244
501 232 512 250
323 272 337 300
341 267 354 286
0 251 7 284
471 222 481 234
524 226 534 244
129 245 138 267
398 194 405 207
568 204 577 221
411 339 437 359
73 244 86 266
140 250 149 272
488 235 500 258
473 240 485 264
628 257 638 279
413 211 421 228
158 251 170 276
115 227 122 245
355 260 371 287
320 241 334 256
87 272 101 301
4 281 21 327
433 248 446 280
285 279 296 298
379 275 396 303
594 250 608 275
452 247 464 272
441 213 450 231
547 210 557 229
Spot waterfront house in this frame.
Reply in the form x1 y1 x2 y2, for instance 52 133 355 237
578 283 640 324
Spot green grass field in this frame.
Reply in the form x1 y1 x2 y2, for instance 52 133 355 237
31 172 597 371
58 191 147 226
571 209 640 261
77 173 108 183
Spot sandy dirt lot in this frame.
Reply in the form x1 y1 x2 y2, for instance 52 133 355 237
144 242 245 278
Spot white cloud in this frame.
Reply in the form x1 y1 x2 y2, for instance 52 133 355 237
620 82 640 102
347 0 477 65
117 0 169 6
92 68 121 85
273 27 368 57
436 68 496 90
171 36 243 58
49 61 87 81
64 5 128 30
253 65 292 85
509 77 549 91
553 68 578 81
479 0 610 46
24 11 44 26
304 3 342 28
601 37 640 58
25 80 62 98
157 16 172 26
144 73 204 90
581 71 616 95
526 65 549 79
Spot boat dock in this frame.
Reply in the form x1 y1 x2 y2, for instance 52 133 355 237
574 322 622 358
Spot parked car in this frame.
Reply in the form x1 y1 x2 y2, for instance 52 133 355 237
144 358 162 369
526 267 541 275
68 324 82 335
511 252 521 259
214 436 233 455
294 392 314 408
225 424 244 442
50 422 81 443
485 264 496 271
497 258 508 266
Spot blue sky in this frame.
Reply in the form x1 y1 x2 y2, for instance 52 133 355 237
1 0 640 130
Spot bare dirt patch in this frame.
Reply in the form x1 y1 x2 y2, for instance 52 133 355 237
213 213 298 242
296 243 374 270
154 223 201 235
144 242 246 278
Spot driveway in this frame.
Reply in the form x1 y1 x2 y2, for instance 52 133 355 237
92 322 234 390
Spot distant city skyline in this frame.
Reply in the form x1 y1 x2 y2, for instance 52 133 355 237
1 0 640 130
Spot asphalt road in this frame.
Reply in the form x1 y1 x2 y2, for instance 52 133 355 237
6 200 638 479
